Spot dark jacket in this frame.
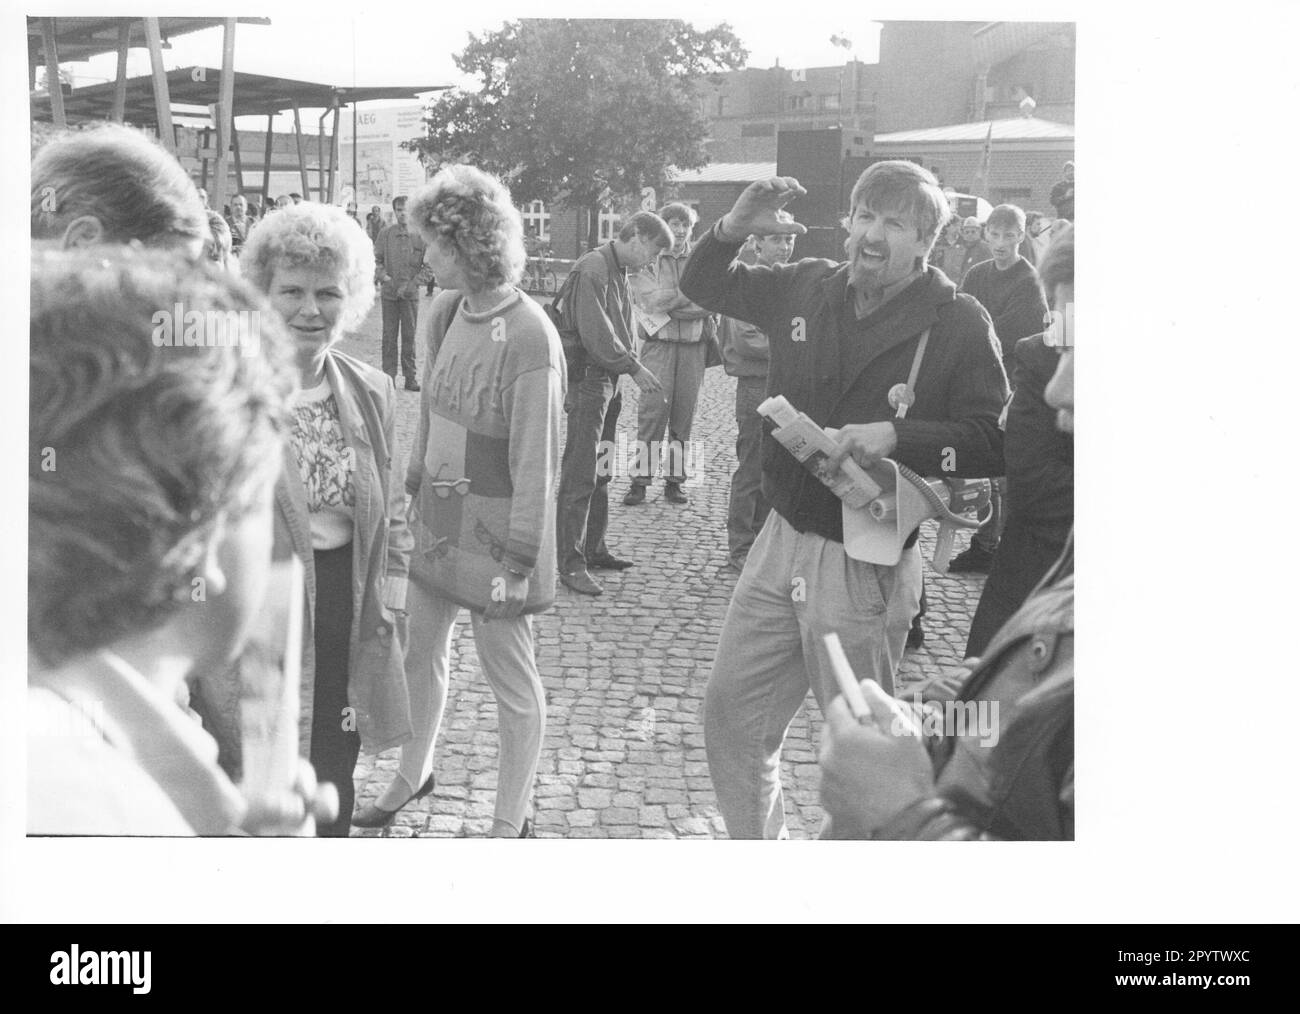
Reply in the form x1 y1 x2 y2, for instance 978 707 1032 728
960 256 1050 363
680 223 1008 544
566 242 640 375
879 539 1074 840
1005 335 1074 533
962 334 1074 656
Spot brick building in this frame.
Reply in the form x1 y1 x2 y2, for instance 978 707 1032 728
873 116 1074 215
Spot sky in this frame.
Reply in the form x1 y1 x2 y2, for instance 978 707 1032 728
58 5 884 131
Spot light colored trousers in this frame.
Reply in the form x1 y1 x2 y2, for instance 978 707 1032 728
630 338 707 484
381 551 546 835
705 512 922 839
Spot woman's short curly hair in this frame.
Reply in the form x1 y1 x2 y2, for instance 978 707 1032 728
240 202 376 330
407 165 526 289
29 247 296 666
31 123 208 252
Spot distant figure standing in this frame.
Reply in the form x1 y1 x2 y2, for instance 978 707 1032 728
366 205 383 243
958 216 993 283
624 203 712 507
225 194 251 256
719 214 795 572
374 195 432 391
1049 161 1074 221
930 215 966 282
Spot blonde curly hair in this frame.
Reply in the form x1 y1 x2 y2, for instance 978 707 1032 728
241 202 376 330
407 165 525 290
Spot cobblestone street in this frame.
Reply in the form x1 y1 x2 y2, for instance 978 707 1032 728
339 297 985 838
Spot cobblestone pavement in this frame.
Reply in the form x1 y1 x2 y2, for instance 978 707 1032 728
338 297 985 838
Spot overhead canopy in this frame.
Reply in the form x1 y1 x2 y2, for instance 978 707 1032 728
28 17 270 68
31 66 449 124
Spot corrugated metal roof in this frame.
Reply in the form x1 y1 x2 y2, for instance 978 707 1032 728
670 162 777 184
873 117 1073 144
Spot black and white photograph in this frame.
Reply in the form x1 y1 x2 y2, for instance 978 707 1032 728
5 0 1299 933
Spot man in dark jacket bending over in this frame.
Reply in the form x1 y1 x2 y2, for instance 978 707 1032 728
679 162 1008 839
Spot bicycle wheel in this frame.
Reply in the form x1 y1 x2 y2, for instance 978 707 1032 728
543 270 558 294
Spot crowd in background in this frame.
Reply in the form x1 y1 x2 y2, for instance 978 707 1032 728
28 120 1074 841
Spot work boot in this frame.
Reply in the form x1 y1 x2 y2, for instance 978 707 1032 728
906 616 926 649
664 482 688 504
622 484 647 506
948 543 995 574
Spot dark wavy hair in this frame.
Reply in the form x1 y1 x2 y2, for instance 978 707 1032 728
29 247 296 665
31 123 207 252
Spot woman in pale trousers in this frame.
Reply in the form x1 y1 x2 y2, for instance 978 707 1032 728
354 165 565 837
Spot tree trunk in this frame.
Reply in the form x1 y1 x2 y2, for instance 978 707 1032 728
586 204 601 250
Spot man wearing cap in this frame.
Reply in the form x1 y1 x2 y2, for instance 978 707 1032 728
958 217 993 284
718 214 796 571
679 162 1008 839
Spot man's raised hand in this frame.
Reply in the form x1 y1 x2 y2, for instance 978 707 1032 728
718 178 809 243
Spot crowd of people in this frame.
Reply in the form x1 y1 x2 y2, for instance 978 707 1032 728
28 120 1074 840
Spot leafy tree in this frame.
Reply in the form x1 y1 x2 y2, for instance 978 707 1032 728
407 19 747 246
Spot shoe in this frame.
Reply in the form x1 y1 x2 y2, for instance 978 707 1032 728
947 543 995 574
404 377 421 392
664 482 688 504
560 569 604 596
588 553 635 571
907 618 926 650
622 484 647 506
352 773 436 828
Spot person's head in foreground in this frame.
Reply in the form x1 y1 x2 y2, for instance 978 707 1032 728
406 164 526 296
659 202 699 255
241 201 376 380
31 123 208 261
984 204 1026 269
752 210 797 267
1040 223 1075 433
843 160 948 293
30 247 294 674
28 247 318 835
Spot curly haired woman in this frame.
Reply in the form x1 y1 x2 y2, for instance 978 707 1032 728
354 165 565 837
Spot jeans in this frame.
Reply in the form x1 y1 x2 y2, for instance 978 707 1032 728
381 296 418 380
555 366 621 574
630 339 707 486
704 512 921 839
378 550 546 836
727 375 770 561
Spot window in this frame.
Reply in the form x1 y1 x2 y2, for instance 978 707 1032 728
821 93 840 110
598 209 622 243
787 94 809 111
740 122 775 138
521 200 550 241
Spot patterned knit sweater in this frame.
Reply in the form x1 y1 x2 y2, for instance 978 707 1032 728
409 288 565 614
